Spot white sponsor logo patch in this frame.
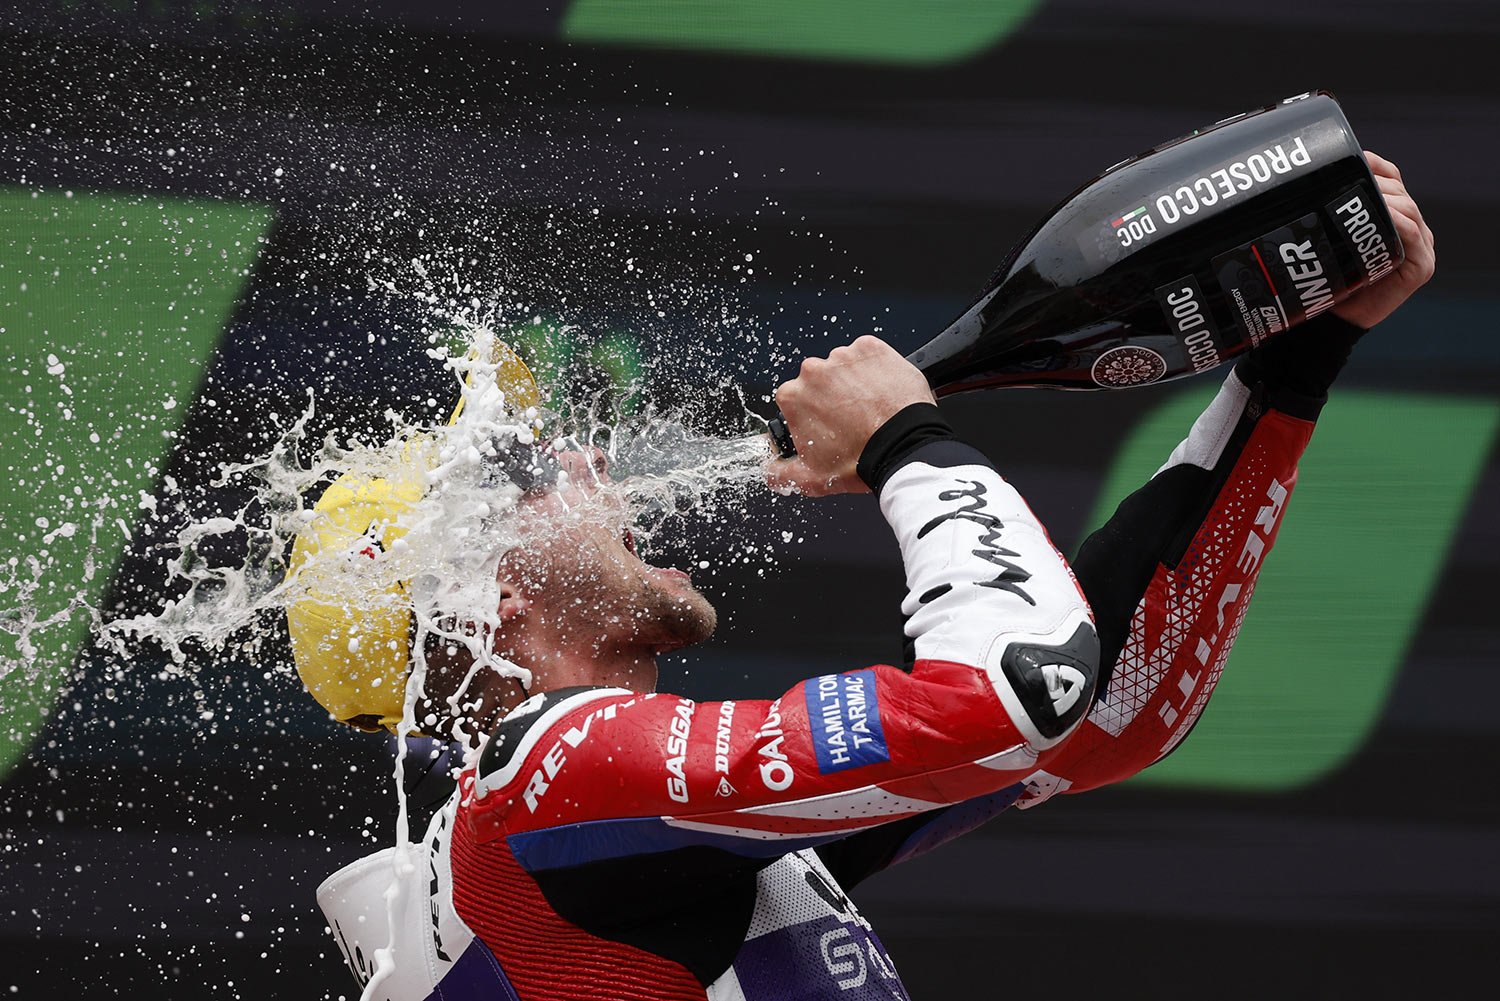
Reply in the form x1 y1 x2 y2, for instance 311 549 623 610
754 698 795 792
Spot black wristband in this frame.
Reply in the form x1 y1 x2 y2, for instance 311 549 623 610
857 402 959 493
1233 313 1368 421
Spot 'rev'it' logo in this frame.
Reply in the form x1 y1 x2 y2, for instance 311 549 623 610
1043 663 1089 716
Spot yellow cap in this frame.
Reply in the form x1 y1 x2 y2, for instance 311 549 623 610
285 341 541 733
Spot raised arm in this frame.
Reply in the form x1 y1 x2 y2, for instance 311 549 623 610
1031 325 1345 797
1029 150 1436 800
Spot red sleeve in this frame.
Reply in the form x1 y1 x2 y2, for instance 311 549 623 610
463 665 1028 856
1022 376 1316 802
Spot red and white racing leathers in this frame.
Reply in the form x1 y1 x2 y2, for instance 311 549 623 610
318 354 1326 1001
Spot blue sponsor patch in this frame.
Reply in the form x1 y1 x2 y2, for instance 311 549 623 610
803 669 889 774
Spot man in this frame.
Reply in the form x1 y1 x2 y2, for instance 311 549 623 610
289 152 1432 1000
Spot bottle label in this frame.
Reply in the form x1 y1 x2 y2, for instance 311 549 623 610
1325 183 1399 286
1079 129 1321 268
1154 276 1228 375
1212 212 1345 346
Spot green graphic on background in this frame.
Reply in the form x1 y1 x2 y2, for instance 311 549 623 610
512 319 646 416
564 0 1044 65
1087 387 1499 792
0 188 272 778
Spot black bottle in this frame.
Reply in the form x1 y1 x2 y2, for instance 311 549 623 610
768 90 1403 458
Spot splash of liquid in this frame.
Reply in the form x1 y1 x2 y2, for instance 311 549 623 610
95 321 770 671
68 307 775 1001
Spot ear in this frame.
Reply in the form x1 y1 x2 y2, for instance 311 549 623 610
497 578 530 622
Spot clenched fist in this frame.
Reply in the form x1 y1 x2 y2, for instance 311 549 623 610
765 336 936 497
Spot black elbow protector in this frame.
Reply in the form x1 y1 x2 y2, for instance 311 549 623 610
995 620 1100 745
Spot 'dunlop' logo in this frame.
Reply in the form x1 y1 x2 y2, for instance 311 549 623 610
1091 345 1167 387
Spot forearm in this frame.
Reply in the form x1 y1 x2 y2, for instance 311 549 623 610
864 403 1099 749
1034 317 1359 796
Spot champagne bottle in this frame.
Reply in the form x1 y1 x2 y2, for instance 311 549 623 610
767 90 1403 458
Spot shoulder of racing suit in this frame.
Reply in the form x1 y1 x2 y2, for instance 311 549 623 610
476 685 628 784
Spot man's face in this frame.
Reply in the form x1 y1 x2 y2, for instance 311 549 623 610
497 448 718 656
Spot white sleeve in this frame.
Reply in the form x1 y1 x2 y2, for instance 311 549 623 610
877 439 1098 750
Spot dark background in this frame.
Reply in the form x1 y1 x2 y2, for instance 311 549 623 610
2 2 1498 998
